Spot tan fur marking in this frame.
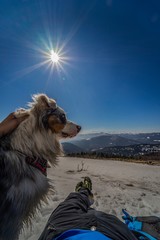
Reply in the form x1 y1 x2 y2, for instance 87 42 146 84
48 115 65 133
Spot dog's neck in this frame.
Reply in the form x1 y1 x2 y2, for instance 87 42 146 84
26 155 47 176
16 150 47 176
10 119 62 165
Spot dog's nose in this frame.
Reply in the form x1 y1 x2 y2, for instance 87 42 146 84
76 125 81 133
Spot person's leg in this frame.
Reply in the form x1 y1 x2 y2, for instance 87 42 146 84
38 178 94 240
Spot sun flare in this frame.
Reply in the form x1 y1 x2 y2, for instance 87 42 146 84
13 41 70 80
50 50 60 63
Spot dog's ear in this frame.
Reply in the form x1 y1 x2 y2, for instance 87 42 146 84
32 94 57 108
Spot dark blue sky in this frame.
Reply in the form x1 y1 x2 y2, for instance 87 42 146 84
0 0 160 133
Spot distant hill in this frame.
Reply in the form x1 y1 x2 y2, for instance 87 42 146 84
96 144 160 158
117 133 160 144
70 134 140 152
62 142 83 154
62 132 160 157
64 132 107 142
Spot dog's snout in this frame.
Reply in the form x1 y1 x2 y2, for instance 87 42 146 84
76 125 81 133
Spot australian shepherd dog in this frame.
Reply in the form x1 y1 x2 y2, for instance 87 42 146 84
0 94 81 240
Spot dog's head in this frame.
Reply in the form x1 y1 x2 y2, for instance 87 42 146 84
15 94 81 138
12 94 81 163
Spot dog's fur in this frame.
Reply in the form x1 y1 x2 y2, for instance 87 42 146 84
0 94 81 240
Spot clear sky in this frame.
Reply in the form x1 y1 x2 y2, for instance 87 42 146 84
0 0 160 133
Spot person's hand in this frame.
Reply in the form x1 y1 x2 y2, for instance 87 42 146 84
0 112 29 138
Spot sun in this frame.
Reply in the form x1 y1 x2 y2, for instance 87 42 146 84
13 43 69 80
50 50 60 63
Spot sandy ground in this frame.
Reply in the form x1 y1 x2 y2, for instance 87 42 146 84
21 157 160 240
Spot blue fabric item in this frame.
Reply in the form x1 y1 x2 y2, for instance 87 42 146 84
54 229 112 240
127 218 142 231
127 221 157 239
122 209 157 240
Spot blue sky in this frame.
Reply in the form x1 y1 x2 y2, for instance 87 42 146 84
0 0 160 133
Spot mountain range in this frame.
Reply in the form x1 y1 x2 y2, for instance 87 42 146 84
62 132 160 156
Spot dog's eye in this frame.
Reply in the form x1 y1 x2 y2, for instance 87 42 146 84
60 114 67 124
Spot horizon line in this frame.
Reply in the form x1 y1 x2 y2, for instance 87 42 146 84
80 130 160 134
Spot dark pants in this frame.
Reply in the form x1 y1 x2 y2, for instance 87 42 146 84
38 190 137 240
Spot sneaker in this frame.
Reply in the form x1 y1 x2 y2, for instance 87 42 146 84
83 177 92 191
75 177 94 205
75 181 83 192
83 176 94 205
75 177 92 192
